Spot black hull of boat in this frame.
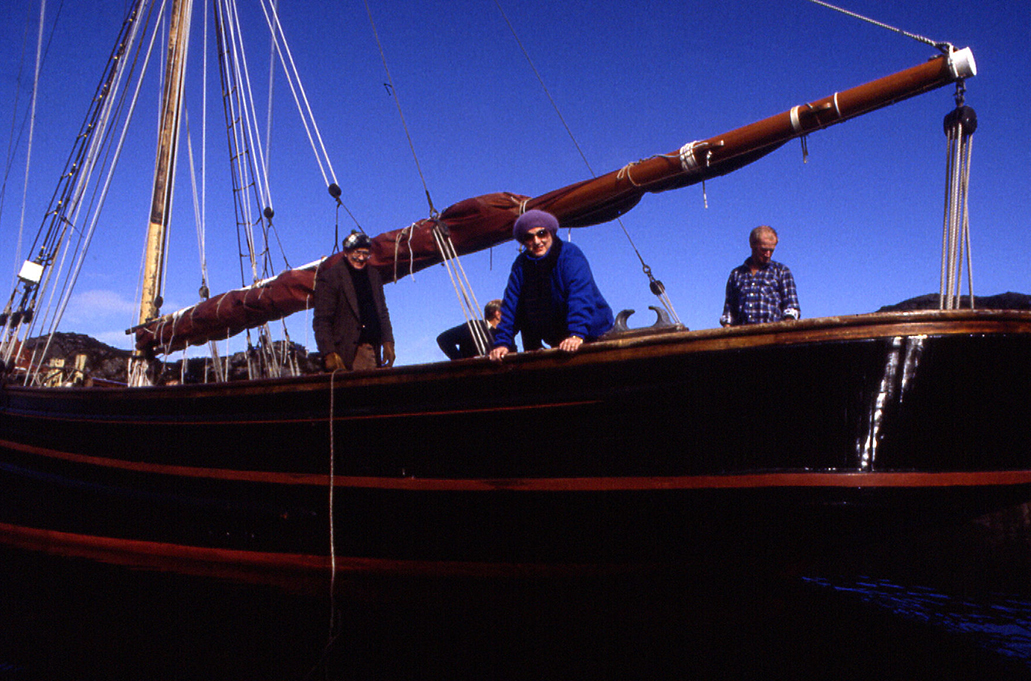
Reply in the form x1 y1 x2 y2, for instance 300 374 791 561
3 311 1031 589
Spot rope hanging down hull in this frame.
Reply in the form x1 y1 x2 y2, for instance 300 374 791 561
134 49 976 355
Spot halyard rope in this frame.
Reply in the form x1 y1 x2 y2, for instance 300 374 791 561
328 369 339 624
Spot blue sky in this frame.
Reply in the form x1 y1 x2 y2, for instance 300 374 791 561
0 0 1028 366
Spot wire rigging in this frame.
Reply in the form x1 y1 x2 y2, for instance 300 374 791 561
3 0 66 293
362 0 437 217
939 85 976 310
360 0 499 351
803 0 953 53
1 0 157 374
432 223 492 356
800 1 977 310
493 0 681 326
258 0 338 191
12 0 47 301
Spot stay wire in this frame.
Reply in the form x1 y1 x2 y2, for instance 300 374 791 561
432 224 491 356
803 0 953 53
25 0 155 379
494 0 681 325
363 0 437 217
258 0 337 188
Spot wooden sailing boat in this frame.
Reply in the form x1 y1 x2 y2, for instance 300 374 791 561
1 0 1030 591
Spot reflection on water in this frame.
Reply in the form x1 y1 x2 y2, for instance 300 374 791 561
2 547 1031 680
804 575 1031 669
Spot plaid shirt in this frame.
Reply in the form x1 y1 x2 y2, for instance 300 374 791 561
720 259 800 326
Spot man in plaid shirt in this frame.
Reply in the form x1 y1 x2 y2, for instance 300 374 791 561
720 225 800 326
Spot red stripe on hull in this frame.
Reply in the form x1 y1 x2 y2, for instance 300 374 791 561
4 438 1031 490
0 522 652 590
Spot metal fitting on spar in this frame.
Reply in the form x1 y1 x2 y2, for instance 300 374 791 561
678 140 724 172
947 46 976 80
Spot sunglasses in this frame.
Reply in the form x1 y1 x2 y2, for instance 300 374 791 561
520 229 550 243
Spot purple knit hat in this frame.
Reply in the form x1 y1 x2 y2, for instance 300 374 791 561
513 209 559 242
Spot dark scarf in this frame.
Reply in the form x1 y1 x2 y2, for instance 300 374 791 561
517 238 566 349
348 265 381 344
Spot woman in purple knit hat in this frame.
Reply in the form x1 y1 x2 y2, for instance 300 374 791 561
489 209 613 361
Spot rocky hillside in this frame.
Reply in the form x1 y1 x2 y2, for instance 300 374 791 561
17 333 321 385
878 291 1031 312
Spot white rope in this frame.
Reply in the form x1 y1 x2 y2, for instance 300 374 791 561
258 0 338 188
961 137 975 307
27 0 157 382
263 0 278 181
223 0 273 213
13 0 47 300
432 226 490 356
327 369 339 624
186 116 208 288
939 117 974 309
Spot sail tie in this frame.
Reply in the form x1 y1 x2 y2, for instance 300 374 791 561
392 224 418 284
616 162 644 188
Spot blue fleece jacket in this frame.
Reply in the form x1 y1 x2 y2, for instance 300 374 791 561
492 237 614 351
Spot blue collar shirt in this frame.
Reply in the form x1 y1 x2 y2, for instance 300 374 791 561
720 259 800 326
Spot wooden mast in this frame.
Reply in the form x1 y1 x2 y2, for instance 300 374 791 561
138 0 193 328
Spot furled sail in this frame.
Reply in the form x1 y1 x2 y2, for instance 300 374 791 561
134 48 975 355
